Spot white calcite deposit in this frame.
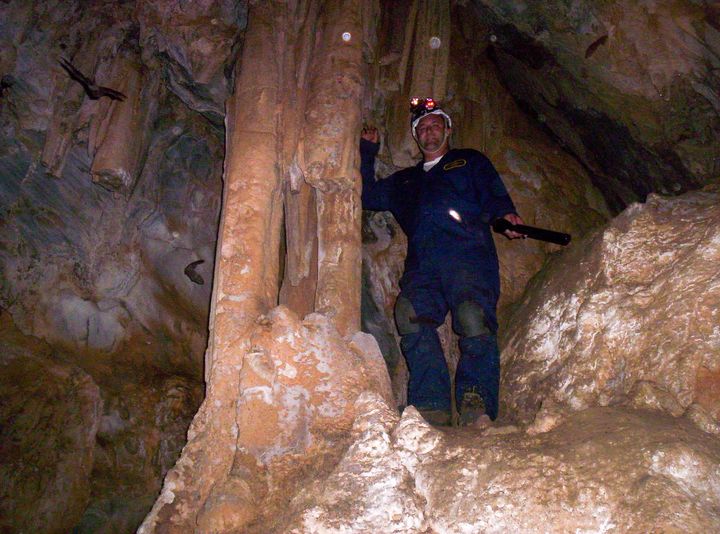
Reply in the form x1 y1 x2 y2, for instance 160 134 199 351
501 187 720 426
282 395 720 533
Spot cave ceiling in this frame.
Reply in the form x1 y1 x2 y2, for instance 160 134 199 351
469 0 720 211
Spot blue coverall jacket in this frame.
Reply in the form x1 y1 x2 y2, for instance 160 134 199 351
360 138 517 419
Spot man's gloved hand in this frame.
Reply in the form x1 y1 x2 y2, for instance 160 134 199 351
501 213 526 239
361 126 379 144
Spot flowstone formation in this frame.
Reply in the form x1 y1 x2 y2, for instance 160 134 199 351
290 189 720 533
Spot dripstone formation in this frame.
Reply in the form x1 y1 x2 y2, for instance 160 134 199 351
1 0 718 532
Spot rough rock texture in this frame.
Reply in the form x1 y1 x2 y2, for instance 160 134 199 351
140 307 393 532
0 313 102 533
76 374 203 532
139 1 371 529
2 0 719 532
283 394 720 533
473 0 720 210
0 0 241 529
362 210 409 405
502 187 720 425
0 0 231 374
136 0 246 125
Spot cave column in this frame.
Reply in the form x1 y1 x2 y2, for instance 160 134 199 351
139 2 284 530
302 0 365 336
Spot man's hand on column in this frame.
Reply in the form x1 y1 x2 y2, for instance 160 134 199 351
361 126 379 144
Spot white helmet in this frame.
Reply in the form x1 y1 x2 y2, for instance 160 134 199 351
410 97 452 138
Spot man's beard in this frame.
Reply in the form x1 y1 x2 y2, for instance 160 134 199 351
420 138 441 152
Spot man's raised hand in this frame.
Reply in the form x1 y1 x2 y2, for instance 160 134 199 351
361 126 379 144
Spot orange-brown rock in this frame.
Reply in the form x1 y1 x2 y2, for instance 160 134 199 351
140 307 392 532
0 314 102 533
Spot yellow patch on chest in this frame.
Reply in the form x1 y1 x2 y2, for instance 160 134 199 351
443 159 467 171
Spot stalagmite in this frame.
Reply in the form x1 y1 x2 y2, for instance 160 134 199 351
140 2 371 531
5 0 720 531
140 3 284 530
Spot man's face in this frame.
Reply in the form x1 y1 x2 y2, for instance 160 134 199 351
415 114 449 154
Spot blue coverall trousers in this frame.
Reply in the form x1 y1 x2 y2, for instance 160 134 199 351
397 255 500 420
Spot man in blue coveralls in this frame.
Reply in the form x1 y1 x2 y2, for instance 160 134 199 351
360 98 524 427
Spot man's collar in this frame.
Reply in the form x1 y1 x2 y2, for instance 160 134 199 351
418 148 453 170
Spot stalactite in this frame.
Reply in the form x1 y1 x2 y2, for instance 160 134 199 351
88 53 153 194
140 3 283 530
279 180 318 317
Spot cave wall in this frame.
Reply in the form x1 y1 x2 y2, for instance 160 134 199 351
0 0 246 530
472 0 720 211
1 0 719 532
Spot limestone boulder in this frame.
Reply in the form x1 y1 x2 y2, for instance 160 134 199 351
0 314 102 533
282 394 720 533
501 186 720 424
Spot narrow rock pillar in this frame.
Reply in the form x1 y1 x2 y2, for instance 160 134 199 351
140 0 371 529
302 0 364 336
139 3 283 530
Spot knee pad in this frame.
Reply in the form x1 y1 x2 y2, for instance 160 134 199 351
456 300 492 338
395 296 420 335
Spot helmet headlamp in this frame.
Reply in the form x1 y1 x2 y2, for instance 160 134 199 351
410 97 452 138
